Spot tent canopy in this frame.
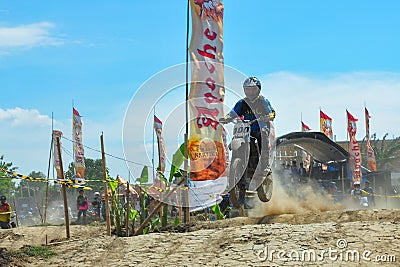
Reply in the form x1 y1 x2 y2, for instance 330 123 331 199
275 132 349 164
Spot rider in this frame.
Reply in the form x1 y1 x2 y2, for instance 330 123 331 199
0 195 12 229
221 77 276 190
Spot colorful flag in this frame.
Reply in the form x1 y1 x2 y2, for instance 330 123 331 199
320 110 333 139
188 0 226 210
365 108 377 171
73 108 85 181
154 115 166 174
52 130 63 179
301 121 311 132
347 110 362 184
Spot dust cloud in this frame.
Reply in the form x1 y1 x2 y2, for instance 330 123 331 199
248 175 343 217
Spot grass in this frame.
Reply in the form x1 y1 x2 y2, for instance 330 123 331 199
12 245 57 259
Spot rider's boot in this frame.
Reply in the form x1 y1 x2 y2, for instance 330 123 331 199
248 153 272 192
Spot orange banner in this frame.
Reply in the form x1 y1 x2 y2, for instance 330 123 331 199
73 108 85 181
188 0 225 182
365 108 377 171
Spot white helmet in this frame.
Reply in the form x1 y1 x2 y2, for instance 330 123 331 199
243 77 261 101
94 192 100 196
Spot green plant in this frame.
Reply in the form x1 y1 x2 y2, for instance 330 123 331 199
13 245 57 259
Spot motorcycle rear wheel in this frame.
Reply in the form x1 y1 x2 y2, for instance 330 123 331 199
229 158 246 208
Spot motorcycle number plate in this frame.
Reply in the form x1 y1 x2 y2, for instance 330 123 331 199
233 124 250 138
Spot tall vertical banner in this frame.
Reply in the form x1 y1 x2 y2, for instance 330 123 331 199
188 0 227 211
154 115 166 173
365 107 377 171
320 110 333 139
52 130 63 179
73 108 85 182
347 110 362 184
301 121 311 171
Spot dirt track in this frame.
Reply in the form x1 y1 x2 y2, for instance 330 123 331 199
0 209 399 266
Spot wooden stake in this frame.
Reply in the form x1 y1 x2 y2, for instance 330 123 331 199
125 182 130 237
56 137 70 239
101 133 112 236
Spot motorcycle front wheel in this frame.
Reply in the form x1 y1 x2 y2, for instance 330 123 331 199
229 158 246 208
257 172 273 202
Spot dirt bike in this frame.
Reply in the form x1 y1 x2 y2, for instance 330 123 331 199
220 116 274 208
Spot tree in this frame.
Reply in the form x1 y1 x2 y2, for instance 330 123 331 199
0 155 18 198
65 158 109 192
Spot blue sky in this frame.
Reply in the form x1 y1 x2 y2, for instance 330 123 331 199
1 1 400 181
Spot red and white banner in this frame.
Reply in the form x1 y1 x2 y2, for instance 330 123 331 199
320 110 333 139
365 108 377 171
188 0 226 210
73 108 85 181
154 115 166 174
347 110 362 184
52 130 63 179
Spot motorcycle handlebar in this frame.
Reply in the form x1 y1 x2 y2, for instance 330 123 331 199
219 115 271 125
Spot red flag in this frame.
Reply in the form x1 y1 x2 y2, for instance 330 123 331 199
301 121 311 132
320 110 333 139
346 110 358 138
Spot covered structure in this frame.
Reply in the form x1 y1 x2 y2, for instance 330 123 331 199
275 131 350 192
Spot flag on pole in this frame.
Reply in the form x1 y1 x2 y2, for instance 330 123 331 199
154 115 166 173
73 108 85 182
365 108 377 171
188 0 226 211
301 121 311 132
320 110 333 139
347 110 362 184
52 130 63 179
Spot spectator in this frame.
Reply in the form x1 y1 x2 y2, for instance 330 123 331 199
91 192 102 220
76 189 89 224
0 196 12 229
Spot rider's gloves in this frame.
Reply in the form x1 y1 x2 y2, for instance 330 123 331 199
268 111 276 120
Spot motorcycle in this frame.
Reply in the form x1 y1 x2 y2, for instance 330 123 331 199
220 116 274 208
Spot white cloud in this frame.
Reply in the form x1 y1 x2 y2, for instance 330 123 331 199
0 107 53 127
0 22 63 49
261 71 400 141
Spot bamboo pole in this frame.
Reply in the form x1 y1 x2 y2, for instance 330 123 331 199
12 197 19 227
100 133 111 236
56 137 70 239
44 112 54 225
125 182 130 237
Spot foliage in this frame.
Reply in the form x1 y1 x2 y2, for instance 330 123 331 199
362 134 400 171
0 155 18 197
211 203 225 220
12 245 57 259
65 158 109 192
137 166 149 184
